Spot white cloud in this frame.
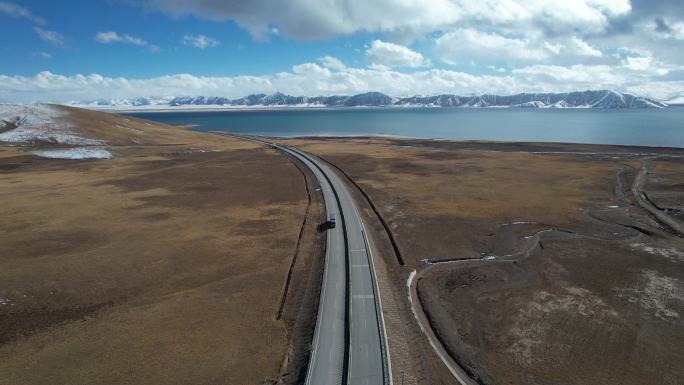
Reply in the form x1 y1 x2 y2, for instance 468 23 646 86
436 29 549 64
0 1 44 24
182 34 220 49
512 58 681 97
33 27 65 47
140 0 684 85
566 37 603 57
435 29 605 66
95 31 159 52
35 52 52 59
291 62 330 76
146 0 462 40
144 0 630 40
624 56 654 71
671 22 684 40
644 18 684 40
512 64 622 86
365 40 430 68
319 56 347 71
1 54 681 103
621 55 671 76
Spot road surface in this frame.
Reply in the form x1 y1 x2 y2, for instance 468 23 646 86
233 135 389 385
281 144 387 385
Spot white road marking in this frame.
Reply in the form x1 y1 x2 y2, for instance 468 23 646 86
353 294 375 299
265 142 387 385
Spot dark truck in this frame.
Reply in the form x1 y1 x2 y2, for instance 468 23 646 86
319 213 337 231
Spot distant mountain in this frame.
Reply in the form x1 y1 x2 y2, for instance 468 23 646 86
73 90 668 109
344 92 395 106
397 90 666 108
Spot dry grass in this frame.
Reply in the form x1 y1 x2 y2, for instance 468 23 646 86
0 108 310 384
286 138 632 261
285 137 684 385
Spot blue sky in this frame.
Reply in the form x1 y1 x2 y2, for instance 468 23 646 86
0 1 379 77
1 1 683 102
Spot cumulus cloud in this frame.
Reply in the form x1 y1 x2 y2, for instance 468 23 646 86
182 34 220 49
33 27 65 47
645 18 684 40
2 55 681 104
365 40 430 68
142 0 631 40
95 31 159 52
566 37 603 57
143 0 462 40
0 1 44 24
132 0 684 84
134 0 642 70
319 56 347 71
436 29 549 64
435 29 604 66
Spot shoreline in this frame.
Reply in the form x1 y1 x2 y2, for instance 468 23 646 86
205 133 684 151
71 104 684 113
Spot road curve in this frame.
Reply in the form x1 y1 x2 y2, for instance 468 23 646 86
407 269 479 385
284 145 348 385
232 135 389 385
632 160 684 236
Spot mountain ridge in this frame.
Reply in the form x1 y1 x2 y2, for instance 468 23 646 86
72 90 668 109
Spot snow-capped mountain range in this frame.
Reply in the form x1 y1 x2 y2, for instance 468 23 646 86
72 90 669 110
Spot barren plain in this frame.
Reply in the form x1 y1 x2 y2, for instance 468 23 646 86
0 106 322 385
3 106 684 385
285 137 684 385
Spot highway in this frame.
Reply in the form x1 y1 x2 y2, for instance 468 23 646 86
238 136 389 385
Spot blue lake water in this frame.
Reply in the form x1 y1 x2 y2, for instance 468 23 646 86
127 107 684 148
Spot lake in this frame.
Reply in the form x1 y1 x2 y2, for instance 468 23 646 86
127 107 684 148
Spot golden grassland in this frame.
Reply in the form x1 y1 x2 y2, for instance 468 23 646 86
0 109 311 385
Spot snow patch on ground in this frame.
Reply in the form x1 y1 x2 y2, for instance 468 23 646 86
0 104 103 145
504 221 538 226
616 269 683 321
508 287 618 366
32 147 113 159
631 243 684 263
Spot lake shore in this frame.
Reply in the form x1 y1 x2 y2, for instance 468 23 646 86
126 107 684 148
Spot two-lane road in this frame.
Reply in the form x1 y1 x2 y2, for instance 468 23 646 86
253 138 389 385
